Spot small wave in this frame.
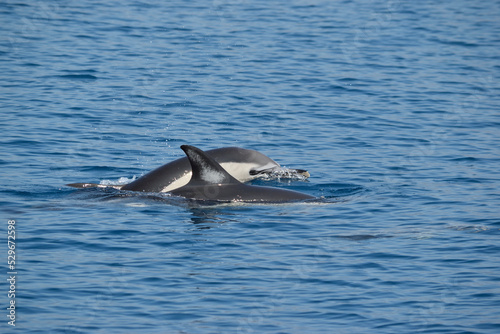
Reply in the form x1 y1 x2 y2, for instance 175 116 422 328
447 223 490 233
99 176 136 186
262 167 310 181
56 74 98 80
335 234 393 241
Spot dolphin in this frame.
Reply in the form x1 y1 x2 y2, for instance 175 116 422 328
169 145 314 203
67 147 309 192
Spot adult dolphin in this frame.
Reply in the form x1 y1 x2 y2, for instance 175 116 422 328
68 147 309 192
169 145 314 203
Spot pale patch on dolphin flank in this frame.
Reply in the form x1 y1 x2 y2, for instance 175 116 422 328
220 162 260 182
161 174 192 192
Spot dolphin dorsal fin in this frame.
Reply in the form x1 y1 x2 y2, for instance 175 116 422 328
181 145 240 185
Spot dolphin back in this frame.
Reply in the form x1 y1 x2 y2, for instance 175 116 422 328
121 157 191 192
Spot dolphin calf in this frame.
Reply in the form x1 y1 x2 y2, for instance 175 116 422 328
68 147 309 192
170 145 314 203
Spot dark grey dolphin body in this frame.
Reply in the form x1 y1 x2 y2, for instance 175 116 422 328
68 147 309 192
170 145 314 203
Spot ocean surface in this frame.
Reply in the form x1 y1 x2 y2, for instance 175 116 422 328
1 0 500 333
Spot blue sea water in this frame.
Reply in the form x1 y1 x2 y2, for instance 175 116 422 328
1 0 500 333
